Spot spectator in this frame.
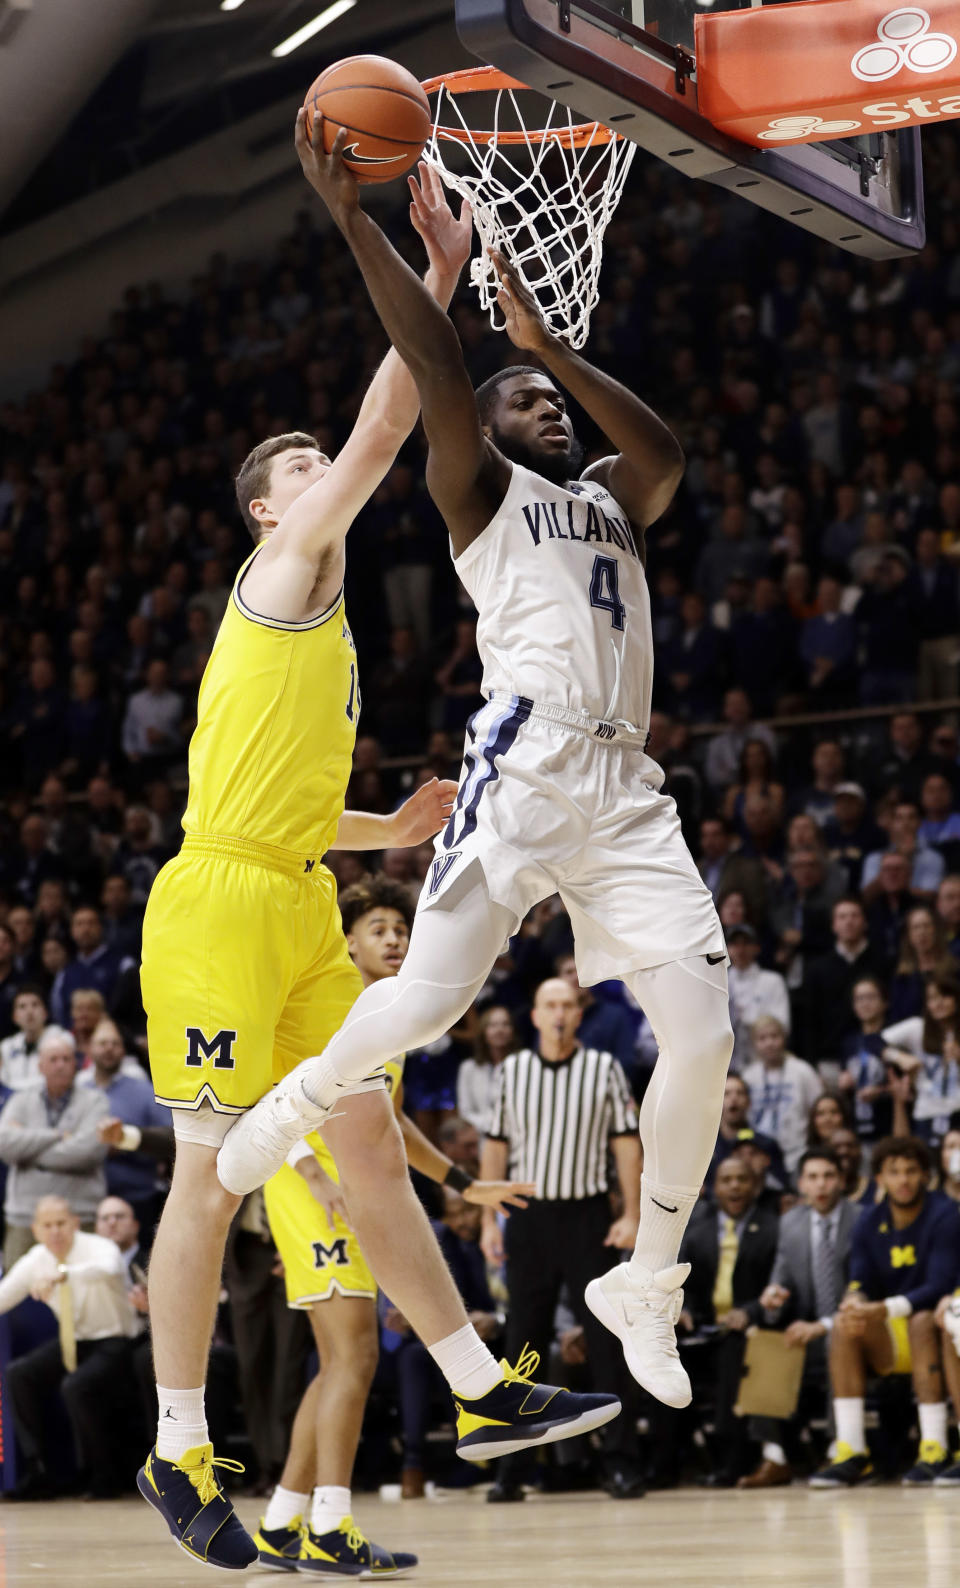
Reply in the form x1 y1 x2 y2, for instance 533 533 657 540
703 688 777 794
811 1137 960 1487
433 618 484 734
78 1017 173 1234
480 977 643 1499
882 974 960 1144
0 1194 138 1498
100 874 144 961
918 771 960 849
49 905 132 1028
696 816 767 924
808 1090 855 1151
830 1125 874 1204
743 1016 823 1174
0 984 58 1091
726 924 791 1068
792 740 846 829
12 814 66 907
722 740 786 840
838 978 893 1144
708 1073 753 1184
121 657 183 768
865 849 918 968
740 1147 858 1487
109 806 167 905
937 873 960 960
937 1128 960 1204
802 898 887 1066
872 712 940 803
887 904 956 1022
653 1156 779 1488
0 925 23 1039
456 1005 517 1135
823 783 885 894
769 848 841 990
862 801 946 901
800 577 857 704
71 987 107 1066
910 527 960 702
661 591 723 719
0 1029 109 1266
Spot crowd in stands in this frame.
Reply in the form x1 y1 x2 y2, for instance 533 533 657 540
2 117 960 1501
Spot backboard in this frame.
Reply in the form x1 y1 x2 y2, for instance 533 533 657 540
455 0 925 256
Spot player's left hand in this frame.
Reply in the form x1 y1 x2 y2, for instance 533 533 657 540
490 250 553 353
390 777 458 846
296 110 360 221
604 1214 640 1250
463 1179 536 1216
408 160 473 280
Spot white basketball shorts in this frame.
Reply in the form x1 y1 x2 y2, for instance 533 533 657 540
422 692 724 985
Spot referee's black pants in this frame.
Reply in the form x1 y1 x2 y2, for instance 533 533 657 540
502 1195 641 1480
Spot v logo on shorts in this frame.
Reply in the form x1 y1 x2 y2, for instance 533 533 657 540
428 851 462 897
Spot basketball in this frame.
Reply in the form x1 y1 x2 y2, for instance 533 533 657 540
303 55 432 186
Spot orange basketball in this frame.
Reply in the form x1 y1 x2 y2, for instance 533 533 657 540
303 55 432 186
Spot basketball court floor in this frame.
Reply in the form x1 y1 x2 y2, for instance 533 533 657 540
2 1487 956 1586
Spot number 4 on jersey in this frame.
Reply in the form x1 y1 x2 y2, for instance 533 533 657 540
589 554 626 631
345 661 360 724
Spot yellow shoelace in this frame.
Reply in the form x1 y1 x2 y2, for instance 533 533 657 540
500 1343 540 1385
338 1517 367 1555
191 1454 246 1507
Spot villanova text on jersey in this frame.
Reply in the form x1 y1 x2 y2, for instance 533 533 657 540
519 493 640 558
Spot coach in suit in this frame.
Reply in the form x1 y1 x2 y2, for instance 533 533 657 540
649 1155 779 1487
738 1146 856 1486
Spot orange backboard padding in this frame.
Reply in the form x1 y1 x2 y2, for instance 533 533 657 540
695 0 960 147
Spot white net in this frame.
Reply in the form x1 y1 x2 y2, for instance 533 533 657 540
423 76 636 351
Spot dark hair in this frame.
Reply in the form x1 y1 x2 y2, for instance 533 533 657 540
797 1146 841 1176
921 970 960 1053
473 1004 516 1066
738 737 776 784
339 874 415 937
807 1088 854 1145
896 904 951 979
13 983 47 1007
474 365 545 425
871 1134 931 1176
234 432 323 542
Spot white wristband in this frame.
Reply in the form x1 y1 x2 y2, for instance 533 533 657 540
285 1138 314 1169
118 1125 142 1152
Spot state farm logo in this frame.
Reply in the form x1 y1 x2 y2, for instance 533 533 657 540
851 8 956 82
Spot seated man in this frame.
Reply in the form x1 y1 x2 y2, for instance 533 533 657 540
740 1147 858 1486
0 1194 139 1497
811 1135 960 1487
649 1156 779 1487
935 1291 960 1486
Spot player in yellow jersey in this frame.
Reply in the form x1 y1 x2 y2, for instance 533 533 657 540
256 875 533 1577
138 147 618 1575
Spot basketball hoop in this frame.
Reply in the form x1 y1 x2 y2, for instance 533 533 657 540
421 66 636 350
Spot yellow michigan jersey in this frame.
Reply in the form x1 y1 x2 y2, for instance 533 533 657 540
263 1057 405 1306
141 549 363 1112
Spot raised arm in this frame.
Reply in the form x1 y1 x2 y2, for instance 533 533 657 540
491 253 684 541
331 778 457 852
243 134 473 620
298 121 511 552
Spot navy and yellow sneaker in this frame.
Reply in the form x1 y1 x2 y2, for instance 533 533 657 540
934 1453 960 1486
255 1518 305 1571
454 1344 621 1462
298 1515 418 1577
809 1443 877 1489
137 1443 257 1570
903 1440 953 1486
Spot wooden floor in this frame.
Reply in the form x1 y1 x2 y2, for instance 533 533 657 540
2 1486 959 1586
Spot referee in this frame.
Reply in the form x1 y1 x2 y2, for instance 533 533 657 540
479 977 643 1500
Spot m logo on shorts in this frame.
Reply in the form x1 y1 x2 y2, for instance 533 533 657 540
312 1237 350 1270
185 1027 238 1070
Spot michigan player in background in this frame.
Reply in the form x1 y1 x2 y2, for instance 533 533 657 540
256 875 533 1577
139 159 619 1574
219 119 735 1417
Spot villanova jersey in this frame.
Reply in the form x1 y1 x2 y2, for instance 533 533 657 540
455 462 652 726
183 550 359 856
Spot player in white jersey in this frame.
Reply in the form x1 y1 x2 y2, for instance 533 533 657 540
219 126 735 1410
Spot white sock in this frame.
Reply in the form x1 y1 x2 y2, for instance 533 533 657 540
428 1322 502 1399
156 1385 208 1462
919 1402 948 1450
263 1485 309 1531
834 1397 866 1454
762 1441 788 1467
629 1179 701 1278
310 1485 352 1536
301 1052 340 1109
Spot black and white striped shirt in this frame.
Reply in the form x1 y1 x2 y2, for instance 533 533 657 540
486 1046 638 1200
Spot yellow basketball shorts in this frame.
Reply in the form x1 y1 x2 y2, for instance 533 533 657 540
264 1159 376 1307
141 835 363 1114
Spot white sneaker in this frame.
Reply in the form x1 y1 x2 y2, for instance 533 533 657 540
216 1068 386 1196
585 1261 692 1408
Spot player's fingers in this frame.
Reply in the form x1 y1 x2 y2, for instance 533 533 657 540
295 107 309 154
437 778 459 798
331 124 348 160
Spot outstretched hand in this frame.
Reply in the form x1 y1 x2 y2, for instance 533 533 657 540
463 1179 536 1217
490 250 552 353
295 109 360 223
390 777 458 846
408 161 473 281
